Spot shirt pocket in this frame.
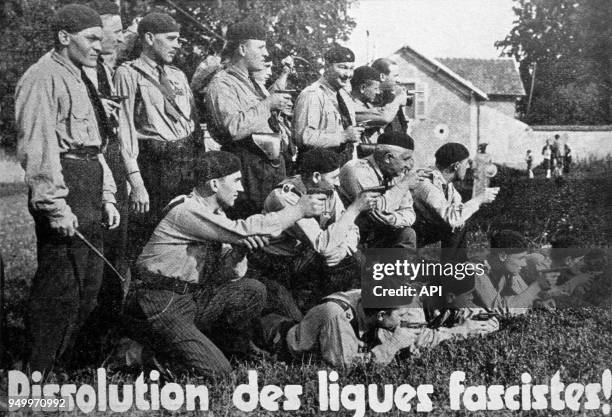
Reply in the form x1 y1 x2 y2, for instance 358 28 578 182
69 92 96 145
324 108 341 132
137 79 165 108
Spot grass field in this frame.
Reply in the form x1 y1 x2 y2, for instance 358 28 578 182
1 166 611 416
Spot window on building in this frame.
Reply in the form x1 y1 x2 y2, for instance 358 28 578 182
399 82 427 120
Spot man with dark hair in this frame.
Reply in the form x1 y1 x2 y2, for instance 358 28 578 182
15 4 120 371
339 132 418 249
115 12 201 256
126 151 326 376
350 66 405 144
261 148 379 299
205 21 292 217
370 57 410 135
412 142 498 262
293 44 363 165
474 230 550 315
264 287 497 368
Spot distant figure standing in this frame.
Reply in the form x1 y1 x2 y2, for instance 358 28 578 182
525 150 534 179
563 142 572 174
552 134 563 178
542 139 553 179
471 143 496 198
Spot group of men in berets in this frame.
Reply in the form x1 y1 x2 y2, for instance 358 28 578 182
19 3 563 376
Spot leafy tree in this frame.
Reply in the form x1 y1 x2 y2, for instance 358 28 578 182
495 0 612 125
0 0 356 151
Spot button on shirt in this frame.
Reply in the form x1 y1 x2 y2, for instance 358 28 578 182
137 190 289 284
339 155 416 228
15 50 117 220
114 55 195 173
262 175 360 258
412 169 480 231
292 78 356 149
204 65 276 145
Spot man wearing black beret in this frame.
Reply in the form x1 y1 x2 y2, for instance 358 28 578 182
339 132 418 249
15 3 120 372
114 12 201 259
293 44 363 165
205 21 292 218
412 142 499 262
125 151 326 376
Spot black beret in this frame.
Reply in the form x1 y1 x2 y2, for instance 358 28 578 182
324 45 355 64
195 151 242 183
226 21 267 42
86 0 119 15
352 66 380 88
435 142 469 168
298 148 342 177
377 132 414 150
51 4 102 34
490 230 528 253
138 12 180 35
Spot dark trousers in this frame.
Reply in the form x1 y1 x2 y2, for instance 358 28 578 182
363 225 417 249
126 278 266 377
222 142 286 218
251 250 361 312
27 158 105 372
75 141 130 364
128 136 202 259
413 220 468 263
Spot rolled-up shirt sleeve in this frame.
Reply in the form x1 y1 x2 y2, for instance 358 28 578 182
114 65 140 174
293 89 344 148
15 73 72 220
416 183 479 230
376 181 416 227
205 78 272 142
98 154 117 205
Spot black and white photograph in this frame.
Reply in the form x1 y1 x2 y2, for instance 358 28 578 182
0 0 611 415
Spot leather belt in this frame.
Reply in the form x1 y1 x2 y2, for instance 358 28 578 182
137 271 200 295
60 147 101 161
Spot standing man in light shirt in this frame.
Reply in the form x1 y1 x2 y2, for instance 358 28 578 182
15 4 120 372
205 22 292 217
292 45 363 166
114 12 201 256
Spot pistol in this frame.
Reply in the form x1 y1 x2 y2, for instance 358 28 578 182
307 188 334 198
471 312 500 321
361 185 387 194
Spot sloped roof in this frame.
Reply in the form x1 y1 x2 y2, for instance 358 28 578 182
436 58 526 96
394 45 489 100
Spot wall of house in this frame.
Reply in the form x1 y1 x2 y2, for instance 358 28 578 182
485 99 516 118
396 59 473 167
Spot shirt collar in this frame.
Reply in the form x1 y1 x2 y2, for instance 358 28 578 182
139 54 163 72
191 189 224 215
365 154 386 183
319 76 339 94
51 49 82 79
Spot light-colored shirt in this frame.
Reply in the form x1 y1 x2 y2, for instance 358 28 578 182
286 290 477 368
292 78 355 149
204 64 275 145
412 169 480 231
473 269 540 316
137 190 291 284
339 155 416 228
262 175 359 258
15 50 116 220
114 54 195 173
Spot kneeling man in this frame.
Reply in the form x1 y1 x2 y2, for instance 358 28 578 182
126 151 325 376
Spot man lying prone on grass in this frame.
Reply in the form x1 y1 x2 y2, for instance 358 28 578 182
261 288 498 369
